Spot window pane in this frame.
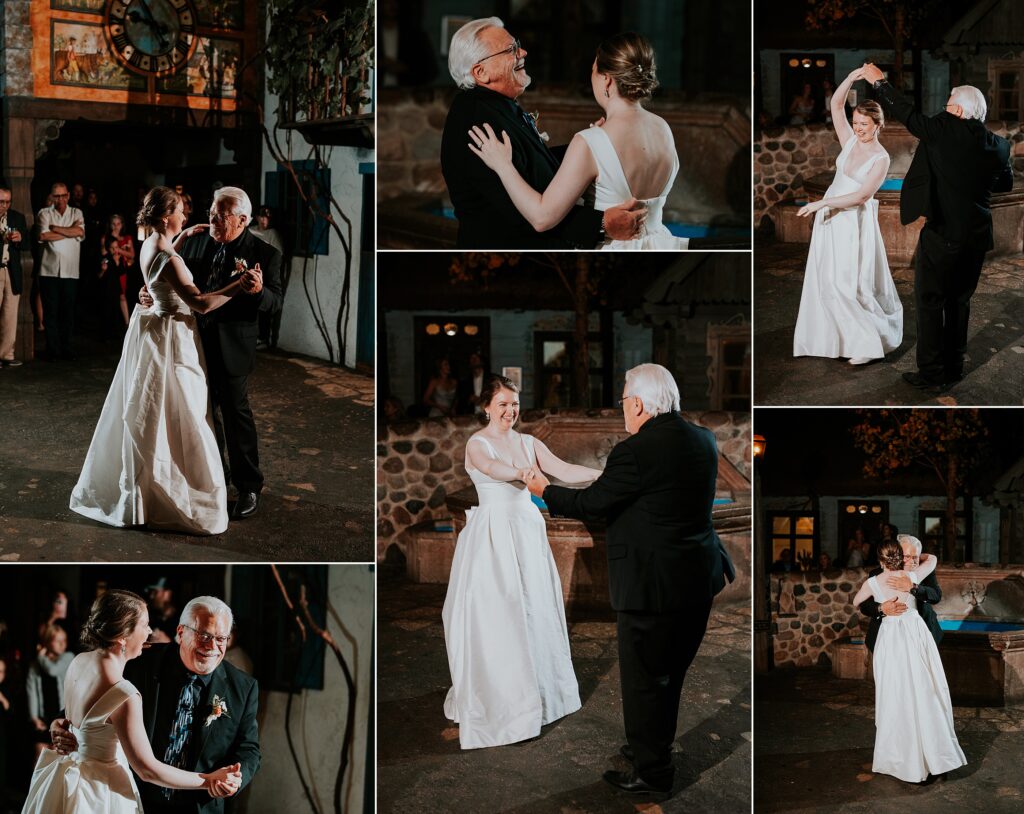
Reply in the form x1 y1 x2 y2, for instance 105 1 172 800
795 516 814 535
588 343 603 367
589 374 602 406
723 340 749 367
543 341 567 368
923 516 942 536
772 539 790 561
795 538 814 560
772 516 791 534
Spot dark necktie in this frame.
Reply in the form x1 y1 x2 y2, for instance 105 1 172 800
207 244 228 293
163 673 201 799
516 105 543 142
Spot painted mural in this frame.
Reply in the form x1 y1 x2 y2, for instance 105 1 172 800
51 20 146 91
50 0 105 12
157 36 240 98
194 0 244 30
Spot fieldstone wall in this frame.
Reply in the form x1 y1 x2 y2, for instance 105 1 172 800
754 121 1024 224
1 0 32 97
377 408 751 560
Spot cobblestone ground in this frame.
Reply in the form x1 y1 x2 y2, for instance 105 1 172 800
756 667 1024 813
0 346 374 561
378 567 752 813
755 241 1024 405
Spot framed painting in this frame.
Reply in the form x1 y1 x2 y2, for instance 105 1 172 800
156 35 241 97
50 19 146 91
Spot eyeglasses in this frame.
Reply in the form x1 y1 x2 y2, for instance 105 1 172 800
52 194 69 199
182 624 229 647
209 211 240 224
617 394 636 406
478 38 521 64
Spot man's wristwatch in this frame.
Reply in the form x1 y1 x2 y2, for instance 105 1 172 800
599 212 608 238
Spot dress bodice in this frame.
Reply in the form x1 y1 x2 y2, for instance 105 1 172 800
830 136 889 197
71 679 139 763
577 126 677 233
465 434 536 507
144 250 192 317
868 575 918 615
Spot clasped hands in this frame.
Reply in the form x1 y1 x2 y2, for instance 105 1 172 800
518 467 549 497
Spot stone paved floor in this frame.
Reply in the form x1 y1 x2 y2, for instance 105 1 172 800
755 667 1024 813
0 341 374 561
755 241 1024 405
377 567 752 813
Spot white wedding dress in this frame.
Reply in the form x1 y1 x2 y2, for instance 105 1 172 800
23 679 145 813
70 250 228 535
577 126 688 251
793 135 903 359
442 434 581 749
867 576 966 782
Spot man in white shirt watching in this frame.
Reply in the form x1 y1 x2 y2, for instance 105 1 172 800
37 182 85 360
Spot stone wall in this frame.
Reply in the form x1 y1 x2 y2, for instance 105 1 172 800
754 121 1024 224
1 0 32 97
377 86 750 227
377 408 751 560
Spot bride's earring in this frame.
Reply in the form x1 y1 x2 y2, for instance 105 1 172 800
604 88 610 98
484 412 490 422
120 642 126 656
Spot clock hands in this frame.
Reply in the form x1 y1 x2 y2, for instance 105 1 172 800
126 0 171 52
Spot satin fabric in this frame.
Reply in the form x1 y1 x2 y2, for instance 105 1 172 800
577 126 689 251
70 251 228 535
867 576 967 782
793 136 903 359
23 679 145 813
442 434 581 749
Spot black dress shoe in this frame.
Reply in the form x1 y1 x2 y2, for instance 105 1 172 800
602 769 672 796
619 744 634 762
232 491 260 519
902 371 947 391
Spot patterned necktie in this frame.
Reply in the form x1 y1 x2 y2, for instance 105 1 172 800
207 244 228 292
517 105 543 141
163 673 201 799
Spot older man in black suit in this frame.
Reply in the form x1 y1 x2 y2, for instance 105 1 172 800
53 596 261 813
858 533 943 652
864 65 1012 390
143 187 282 519
526 363 734 798
440 17 644 249
0 184 28 368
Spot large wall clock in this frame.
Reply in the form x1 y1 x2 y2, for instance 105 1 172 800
103 0 198 77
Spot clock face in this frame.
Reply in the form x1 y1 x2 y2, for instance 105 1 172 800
105 0 198 77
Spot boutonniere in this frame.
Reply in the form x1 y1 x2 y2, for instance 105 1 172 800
527 111 550 142
205 695 230 727
231 258 248 278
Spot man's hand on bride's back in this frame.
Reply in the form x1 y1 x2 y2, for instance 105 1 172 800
50 717 77 755
138 285 153 308
604 198 646 241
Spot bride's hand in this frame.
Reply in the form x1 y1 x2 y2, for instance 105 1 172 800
796 200 826 218
847 67 865 82
201 762 242 797
467 123 513 170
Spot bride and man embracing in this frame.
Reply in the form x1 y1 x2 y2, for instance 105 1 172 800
24 592 259 812
441 363 735 798
69 186 283 535
793 64 1012 392
440 18 689 250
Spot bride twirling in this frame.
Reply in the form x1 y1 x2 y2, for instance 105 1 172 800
442 376 603 749
467 32 688 250
792 67 903 365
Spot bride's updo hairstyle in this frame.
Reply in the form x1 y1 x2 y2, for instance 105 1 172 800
877 541 903 571
80 589 146 651
480 375 519 416
595 32 658 101
136 186 181 229
854 100 885 130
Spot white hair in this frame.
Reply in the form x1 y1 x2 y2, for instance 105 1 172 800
897 534 923 556
213 186 252 219
950 85 986 121
624 363 680 417
448 17 504 90
179 596 234 630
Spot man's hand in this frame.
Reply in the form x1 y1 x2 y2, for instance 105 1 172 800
184 224 209 239
240 264 263 294
139 285 153 308
8 229 22 243
862 63 884 84
589 116 606 129
209 770 242 798
880 597 907 617
885 572 913 592
603 198 646 242
525 469 549 498
50 718 78 755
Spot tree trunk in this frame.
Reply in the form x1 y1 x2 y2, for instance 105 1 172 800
945 451 958 563
892 8 905 89
574 257 590 407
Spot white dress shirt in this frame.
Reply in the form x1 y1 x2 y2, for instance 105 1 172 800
38 205 84 279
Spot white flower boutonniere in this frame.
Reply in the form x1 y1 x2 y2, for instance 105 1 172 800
205 695 230 727
527 111 550 142
232 258 248 278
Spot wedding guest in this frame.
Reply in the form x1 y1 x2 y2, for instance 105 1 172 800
822 77 835 124
37 182 85 361
250 206 285 350
0 184 27 368
100 213 135 327
70 183 85 211
29 195 53 334
37 590 70 643
145 577 178 643
771 549 795 573
818 552 832 570
423 357 458 417
788 82 815 124
224 629 254 675
180 191 193 225
0 657 11 803
459 351 494 415
26 625 73 760
382 395 407 423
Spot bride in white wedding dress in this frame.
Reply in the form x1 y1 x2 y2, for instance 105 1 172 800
442 377 603 749
852 541 966 783
23 589 240 812
468 32 687 250
70 187 251 535
793 67 903 365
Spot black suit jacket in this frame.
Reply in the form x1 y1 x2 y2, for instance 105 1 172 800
874 81 1012 246
858 567 943 652
542 412 735 612
440 85 604 249
2 209 28 295
125 644 260 813
179 229 283 377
